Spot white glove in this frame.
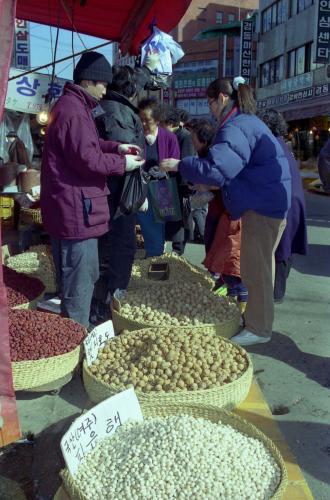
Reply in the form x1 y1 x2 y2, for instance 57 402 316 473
138 198 149 212
125 155 145 172
118 143 141 155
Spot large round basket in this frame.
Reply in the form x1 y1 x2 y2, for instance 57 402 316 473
20 207 43 226
111 296 240 338
129 253 214 290
82 327 253 409
12 344 83 391
11 290 45 310
61 403 287 500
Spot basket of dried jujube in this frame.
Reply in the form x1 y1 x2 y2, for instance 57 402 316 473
5 245 57 293
9 309 86 390
83 327 253 409
61 403 287 500
4 265 45 309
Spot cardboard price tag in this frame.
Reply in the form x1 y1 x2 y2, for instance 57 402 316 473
60 388 143 476
84 320 115 366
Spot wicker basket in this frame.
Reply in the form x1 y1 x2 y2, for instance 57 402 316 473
20 207 43 225
12 344 83 391
82 327 253 408
129 253 214 290
111 296 240 338
61 403 287 500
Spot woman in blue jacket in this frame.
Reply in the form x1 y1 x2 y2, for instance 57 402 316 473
160 77 291 346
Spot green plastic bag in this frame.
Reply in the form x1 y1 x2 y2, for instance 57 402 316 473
148 176 182 223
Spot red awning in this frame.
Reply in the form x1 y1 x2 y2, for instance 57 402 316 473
16 0 191 55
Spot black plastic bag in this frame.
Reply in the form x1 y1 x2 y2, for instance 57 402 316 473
114 168 149 219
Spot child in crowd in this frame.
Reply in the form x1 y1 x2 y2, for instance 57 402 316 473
190 119 248 311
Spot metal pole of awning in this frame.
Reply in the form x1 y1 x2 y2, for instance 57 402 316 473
222 34 227 78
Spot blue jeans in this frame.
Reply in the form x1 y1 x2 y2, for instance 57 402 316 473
51 238 99 327
137 194 165 257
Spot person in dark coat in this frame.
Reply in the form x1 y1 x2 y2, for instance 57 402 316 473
41 52 144 327
318 138 330 193
7 131 31 168
162 107 196 253
160 77 291 346
258 109 308 302
96 65 149 304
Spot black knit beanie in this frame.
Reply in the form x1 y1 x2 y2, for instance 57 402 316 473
73 51 112 85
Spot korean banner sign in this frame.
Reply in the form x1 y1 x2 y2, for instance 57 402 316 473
5 68 67 114
12 19 31 70
314 0 330 64
240 19 253 84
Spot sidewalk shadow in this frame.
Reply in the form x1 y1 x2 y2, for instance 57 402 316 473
236 410 330 487
292 244 330 278
247 331 330 388
0 415 75 500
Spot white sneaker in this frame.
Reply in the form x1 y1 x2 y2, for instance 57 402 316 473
231 328 271 346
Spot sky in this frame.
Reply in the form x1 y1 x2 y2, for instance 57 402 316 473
29 22 114 81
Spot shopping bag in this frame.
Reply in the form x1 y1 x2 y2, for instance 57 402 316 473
114 168 148 219
148 176 182 223
141 27 184 75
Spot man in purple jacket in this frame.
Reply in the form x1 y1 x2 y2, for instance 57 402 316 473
41 52 144 327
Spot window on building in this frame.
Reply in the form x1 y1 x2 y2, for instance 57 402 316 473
286 42 323 76
287 49 296 77
290 0 313 15
216 11 224 24
261 0 287 33
260 55 284 87
225 58 235 77
228 13 235 23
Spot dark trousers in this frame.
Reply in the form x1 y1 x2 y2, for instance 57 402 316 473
274 258 292 301
51 238 99 327
186 206 207 241
104 178 137 293
106 212 136 293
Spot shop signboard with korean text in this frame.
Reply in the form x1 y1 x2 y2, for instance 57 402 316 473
314 0 330 64
257 83 330 109
5 68 67 114
240 19 253 84
12 19 30 70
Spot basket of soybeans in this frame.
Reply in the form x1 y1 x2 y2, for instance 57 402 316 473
129 252 214 290
5 245 57 293
83 327 253 409
61 404 287 500
111 281 240 338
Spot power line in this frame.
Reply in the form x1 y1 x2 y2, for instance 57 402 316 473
8 41 112 80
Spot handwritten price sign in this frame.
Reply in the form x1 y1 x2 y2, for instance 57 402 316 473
84 320 114 366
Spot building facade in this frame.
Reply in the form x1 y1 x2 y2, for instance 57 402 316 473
256 0 330 158
170 0 258 118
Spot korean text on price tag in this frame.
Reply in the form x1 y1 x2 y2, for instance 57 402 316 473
84 320 115 366
60 388 143 476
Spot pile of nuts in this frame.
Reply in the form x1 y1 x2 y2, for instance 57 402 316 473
89 328 248 391
9 309 85 361
72 415 281 500
6 245 56 292
129 253 213 288
119 282 238 327
4 266 45 307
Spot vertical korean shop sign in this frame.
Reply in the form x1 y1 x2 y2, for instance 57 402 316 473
314 0 330 64
12 19 30 70
240 19 253 84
